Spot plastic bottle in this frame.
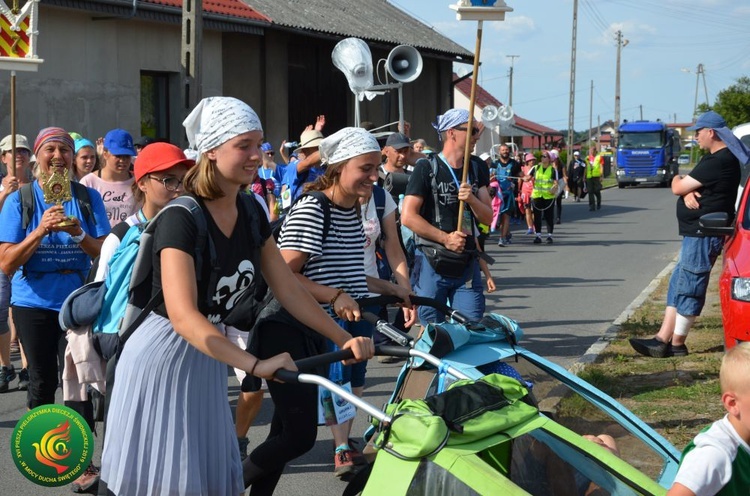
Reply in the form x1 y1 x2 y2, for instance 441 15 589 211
398 194 405 212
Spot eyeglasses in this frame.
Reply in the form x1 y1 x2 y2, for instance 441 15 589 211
149 175 183 192
453 126 480 136
542 154 551 158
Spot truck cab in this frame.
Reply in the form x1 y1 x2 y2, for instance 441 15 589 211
615 120 680 188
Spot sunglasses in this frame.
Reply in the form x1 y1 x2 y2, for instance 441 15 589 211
148 175 183 192
453 126 480 136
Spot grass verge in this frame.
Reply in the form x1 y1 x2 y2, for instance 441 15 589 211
573 259 726 450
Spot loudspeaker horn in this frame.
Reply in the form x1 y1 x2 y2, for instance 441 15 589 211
332 38 375 98
498 104 515 123
386 45 423 83
481 105 501 127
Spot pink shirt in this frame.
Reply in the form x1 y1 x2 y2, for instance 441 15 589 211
79 173 137 227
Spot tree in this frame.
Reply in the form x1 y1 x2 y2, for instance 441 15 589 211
708 76 750 128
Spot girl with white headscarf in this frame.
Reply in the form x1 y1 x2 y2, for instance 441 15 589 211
99 99 374 495
254 127 411 481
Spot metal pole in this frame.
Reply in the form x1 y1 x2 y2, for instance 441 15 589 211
588 80 593 153
701 65 709 109
692 64 701 119
10 71 16 177
181 0 202 143
457 20 484 233
567 0 578 169
506 54 519 107
614 30 623 138
398 83 404 133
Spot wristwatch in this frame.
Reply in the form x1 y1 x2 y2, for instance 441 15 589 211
70 231 86 244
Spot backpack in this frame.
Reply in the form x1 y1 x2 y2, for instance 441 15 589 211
59 194 265 357
20 181 96 230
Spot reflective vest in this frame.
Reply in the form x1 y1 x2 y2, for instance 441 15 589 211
586 154 603 178
532 165 556 200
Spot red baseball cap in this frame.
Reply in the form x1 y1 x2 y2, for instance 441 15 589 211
134 142 195 182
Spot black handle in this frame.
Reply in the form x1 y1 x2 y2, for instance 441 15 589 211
294 348 354 372
408 296 471 324
272 343 414 384
355 295 405 308
375 345 412 358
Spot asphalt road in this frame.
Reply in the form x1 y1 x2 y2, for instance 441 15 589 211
0 184 683 495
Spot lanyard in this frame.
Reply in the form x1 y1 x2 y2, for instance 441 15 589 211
136 208 148 224
439 152 462 189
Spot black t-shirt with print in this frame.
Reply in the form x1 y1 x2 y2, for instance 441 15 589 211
152 195 272 323
405 154 490 243
677 147 740 236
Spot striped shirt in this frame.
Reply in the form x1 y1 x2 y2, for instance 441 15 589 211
278 195 369 308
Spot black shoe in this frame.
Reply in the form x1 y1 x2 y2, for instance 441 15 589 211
670 344 689 357
533 236 542 244
17 368 29 391
555 218 561 224
597 204 601 210
589 206 595 211
629 337 670 358
545 237 553 244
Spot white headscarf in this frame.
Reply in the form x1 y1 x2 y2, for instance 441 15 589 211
319 127 380 165
182 96 263 154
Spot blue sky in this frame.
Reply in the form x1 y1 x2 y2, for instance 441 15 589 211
390 0 750 131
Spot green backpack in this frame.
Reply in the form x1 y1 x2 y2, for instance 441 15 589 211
372 373 538 460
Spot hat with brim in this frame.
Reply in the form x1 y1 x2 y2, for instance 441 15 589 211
0 134 31 153
687 110 726 131
134 142 195 182
104 128 137 156
294 129 324 155
385 132 411 150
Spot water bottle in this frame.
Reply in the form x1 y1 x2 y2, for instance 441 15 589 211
398 194 405 212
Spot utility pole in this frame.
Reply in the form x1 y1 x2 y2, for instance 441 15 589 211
567 0 578 166
639 104 643 120
506 54 519 107
614 30 628 164
181 0 202 146
588 80 593 153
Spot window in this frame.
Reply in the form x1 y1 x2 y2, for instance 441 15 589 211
140 72 170 140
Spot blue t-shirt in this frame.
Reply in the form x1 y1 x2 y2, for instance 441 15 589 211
0 181 110 311
282 160 325 202
258 164 287 198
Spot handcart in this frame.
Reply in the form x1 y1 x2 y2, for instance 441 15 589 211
261 293 677 496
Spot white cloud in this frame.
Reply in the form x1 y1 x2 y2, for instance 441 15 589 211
593 21 658 47
488 15 536 37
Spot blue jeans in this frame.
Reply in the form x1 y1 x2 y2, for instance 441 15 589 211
666 236 724 316
332 305 377 389
412 249 485 326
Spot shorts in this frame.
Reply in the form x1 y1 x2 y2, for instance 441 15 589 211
666 236 724 316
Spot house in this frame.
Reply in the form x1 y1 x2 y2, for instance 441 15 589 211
0 0 472 149
453 73 564 156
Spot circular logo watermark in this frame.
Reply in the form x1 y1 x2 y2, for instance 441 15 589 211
11 405 93 487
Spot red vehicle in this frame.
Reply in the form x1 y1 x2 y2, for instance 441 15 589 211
699 125 750 349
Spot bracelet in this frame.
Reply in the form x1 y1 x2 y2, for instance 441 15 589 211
330 288 346 308
248 358 259 377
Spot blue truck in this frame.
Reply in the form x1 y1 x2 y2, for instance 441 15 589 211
615 120 681 188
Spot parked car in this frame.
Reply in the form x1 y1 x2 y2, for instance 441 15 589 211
698 122 750 349
677 154 690 165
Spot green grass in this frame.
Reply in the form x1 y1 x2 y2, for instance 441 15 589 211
574 259 726 449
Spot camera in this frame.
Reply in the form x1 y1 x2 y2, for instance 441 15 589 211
284 141 299 150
